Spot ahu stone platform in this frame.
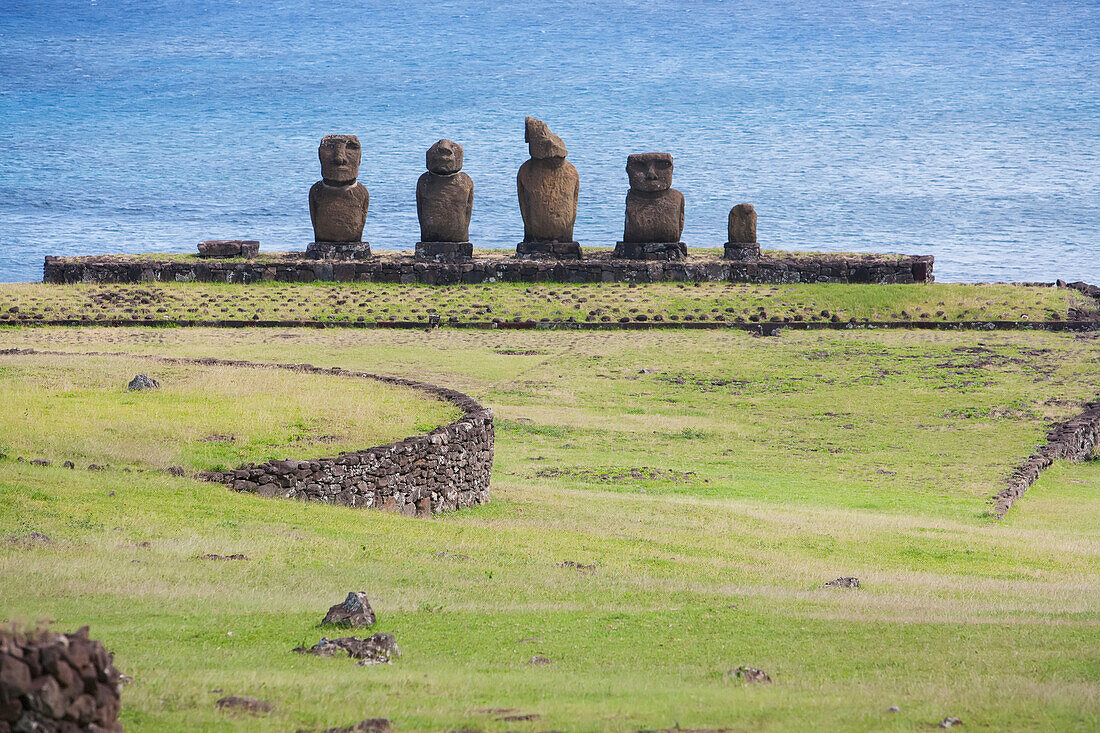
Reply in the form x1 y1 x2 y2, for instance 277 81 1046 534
44 249 934 285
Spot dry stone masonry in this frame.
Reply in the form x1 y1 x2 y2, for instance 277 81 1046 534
44 251 934 285
198 359 494 516
993 400 1100 517
0 626 124 733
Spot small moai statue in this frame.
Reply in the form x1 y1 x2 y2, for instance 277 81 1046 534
724 203 759 261
415 139 474 261
306 134 371 260
516 116 582 259
613 152 686 261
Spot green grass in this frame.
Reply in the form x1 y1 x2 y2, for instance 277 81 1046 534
0 280 1091 326
1 325 1098 731
0 351 458 472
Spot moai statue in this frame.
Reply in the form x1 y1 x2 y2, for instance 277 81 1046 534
613 152 686 260
724 203 759 261
516 116 581 259
306 134 371 260
415 139 474 261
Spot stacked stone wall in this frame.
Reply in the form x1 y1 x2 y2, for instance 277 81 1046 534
0 626 123 733
993 401 1100 517
43 252 933 286
200 363 494 516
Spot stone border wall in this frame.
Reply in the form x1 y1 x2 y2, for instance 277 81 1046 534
0 349 493 517
0 626 123 733
43 252 934 285
993 400 1100 517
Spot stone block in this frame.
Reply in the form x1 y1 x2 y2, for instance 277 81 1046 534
197 240 259 259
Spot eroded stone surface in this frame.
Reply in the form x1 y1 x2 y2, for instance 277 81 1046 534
0 625 123 732
731 666 771 683
824 577 860 589
417 139 474 246
309 135 369 244
127 374 159 391
621 153 684 246
322 592 376 628
198 240 259 259
727 204 757 244
293 633 399 665
517 117 579 246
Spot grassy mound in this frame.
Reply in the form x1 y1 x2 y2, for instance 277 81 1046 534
1 326 1098 731
0 352 459 472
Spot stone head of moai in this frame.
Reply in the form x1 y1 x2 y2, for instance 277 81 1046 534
318 134 361 184
426 138 464 175
627 152 674 193
525 116 568 160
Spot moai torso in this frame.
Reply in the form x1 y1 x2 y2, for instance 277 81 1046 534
309 181 369 243
517 157 579 242
309 135 369 243
416 139 473 242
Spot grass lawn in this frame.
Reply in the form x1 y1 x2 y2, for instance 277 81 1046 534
0 351 457 473
0 324 1098 731
0 281 1093 327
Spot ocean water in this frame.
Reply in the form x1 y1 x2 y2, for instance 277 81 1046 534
0 0 1097 283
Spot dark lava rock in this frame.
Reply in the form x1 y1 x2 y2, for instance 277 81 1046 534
322 591 376 628
9 531 51 544
127 374 160 391
62 460 75 469
887 705 900 713
88 464 105 471
557 560 596 573
939 717 963 728
293 633 398 665
824 577 861 589
528 655 552 665
29 459 51 467
731 666 771 683
200 553 249 561
167 465 186 476
215 695 273 714
198 240 260 259
296 719 393 733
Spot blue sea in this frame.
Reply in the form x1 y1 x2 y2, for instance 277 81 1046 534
1 0 1097 283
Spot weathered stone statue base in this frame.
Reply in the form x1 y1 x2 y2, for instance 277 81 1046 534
723 243 761 261
613 241 687 261
415 241 473 262
516 241 582 259
198 240 259 259
306 241 372 260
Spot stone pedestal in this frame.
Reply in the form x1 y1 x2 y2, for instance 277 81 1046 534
198 240 259 259
516 241 582 259
415 241 473 262
305 241 372 260
723 243 760 261
613 241 686 261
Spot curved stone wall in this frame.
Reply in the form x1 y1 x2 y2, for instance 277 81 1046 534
198 360 494 516
0 350 494 516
